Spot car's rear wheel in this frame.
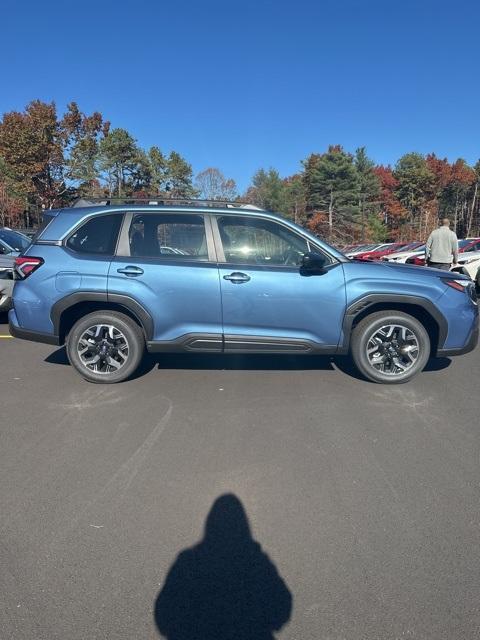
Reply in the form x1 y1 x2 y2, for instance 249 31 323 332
66 311 144 383
350 311 430 384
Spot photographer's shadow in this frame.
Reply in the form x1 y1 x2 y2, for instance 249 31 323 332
154 494 292 640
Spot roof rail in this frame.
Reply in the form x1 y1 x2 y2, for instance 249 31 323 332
71 197 265 211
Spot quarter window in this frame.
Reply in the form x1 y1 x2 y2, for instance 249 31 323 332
128 214 208 260
217 216 310 266
66 214 122 255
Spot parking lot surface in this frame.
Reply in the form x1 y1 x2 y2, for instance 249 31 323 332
1 315 479 640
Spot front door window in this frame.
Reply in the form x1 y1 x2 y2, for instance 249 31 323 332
216 216 311 266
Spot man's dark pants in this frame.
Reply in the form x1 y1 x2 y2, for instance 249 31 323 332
427 262 451 270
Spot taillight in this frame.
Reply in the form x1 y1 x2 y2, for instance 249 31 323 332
14 256 44 279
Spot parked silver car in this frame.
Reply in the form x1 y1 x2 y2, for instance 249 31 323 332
0 228 31 313
0 228 31 256
0 254 15 312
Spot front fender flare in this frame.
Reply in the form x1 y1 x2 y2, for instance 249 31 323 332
337 293 448 355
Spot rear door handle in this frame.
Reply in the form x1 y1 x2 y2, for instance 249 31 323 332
117 266 144 277
223 272 251 283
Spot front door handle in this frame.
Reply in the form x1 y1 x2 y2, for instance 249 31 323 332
223 272 251 283
117 266 144 277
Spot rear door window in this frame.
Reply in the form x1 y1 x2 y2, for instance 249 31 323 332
66 214 122 255
128 213 209 260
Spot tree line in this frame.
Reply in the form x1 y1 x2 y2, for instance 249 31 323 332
1 100 479 244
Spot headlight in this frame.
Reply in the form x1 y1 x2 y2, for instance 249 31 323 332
443 278 477 304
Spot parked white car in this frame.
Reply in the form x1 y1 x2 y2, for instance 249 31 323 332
451 250 480 288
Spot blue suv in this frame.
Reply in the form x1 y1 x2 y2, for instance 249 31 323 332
9 202 478 384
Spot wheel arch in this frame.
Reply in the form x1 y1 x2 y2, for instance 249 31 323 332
340 294 447 356
51 293 154 344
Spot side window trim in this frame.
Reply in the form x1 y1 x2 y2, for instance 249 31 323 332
210 215 226 262
203 214 218 262
117 211 134 256
116 210 217 262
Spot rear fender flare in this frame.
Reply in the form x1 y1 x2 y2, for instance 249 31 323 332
51 292 154 341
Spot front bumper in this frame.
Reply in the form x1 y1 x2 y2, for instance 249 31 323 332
437 314 479 356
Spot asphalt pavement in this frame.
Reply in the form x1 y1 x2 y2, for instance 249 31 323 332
1 314 479 640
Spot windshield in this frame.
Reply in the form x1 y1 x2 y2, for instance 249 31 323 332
0 229 31 252
459 239 472 249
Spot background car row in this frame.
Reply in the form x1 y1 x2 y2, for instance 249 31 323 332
340 238 480 289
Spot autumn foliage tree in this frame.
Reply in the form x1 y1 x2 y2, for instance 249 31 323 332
2 99 480 241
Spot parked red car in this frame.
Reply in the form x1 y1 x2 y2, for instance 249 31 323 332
353 242 411 261
407 238 480 266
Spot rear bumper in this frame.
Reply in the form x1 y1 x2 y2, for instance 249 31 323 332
8 309 60 345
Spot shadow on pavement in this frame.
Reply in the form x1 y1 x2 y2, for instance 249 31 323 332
423 357 452 372
45 347 336 373
43 347 452 380
154 494 292 640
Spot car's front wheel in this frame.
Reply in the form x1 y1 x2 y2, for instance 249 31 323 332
350 311 430 384
66 311 145 383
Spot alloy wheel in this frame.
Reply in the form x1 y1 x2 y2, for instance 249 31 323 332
366 324 420 376
77 324 130 375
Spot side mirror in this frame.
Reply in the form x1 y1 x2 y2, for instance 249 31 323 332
301 251 327 272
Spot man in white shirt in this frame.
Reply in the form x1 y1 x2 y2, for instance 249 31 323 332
425 219 458 270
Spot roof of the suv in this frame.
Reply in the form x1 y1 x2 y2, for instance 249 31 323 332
55 203 267 215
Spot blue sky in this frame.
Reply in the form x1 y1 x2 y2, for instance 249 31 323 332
1 0 479 191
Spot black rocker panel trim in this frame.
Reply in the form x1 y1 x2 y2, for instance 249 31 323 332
147 334 337 355
147 334 223 353
223 335 336 354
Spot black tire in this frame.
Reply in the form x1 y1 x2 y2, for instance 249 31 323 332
66 311 145 383
350 310 430 384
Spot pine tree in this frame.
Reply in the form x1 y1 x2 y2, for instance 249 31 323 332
98 128 139 197
354 147 381 240
165 151 197 198
244 168 286 212
303 146 358 239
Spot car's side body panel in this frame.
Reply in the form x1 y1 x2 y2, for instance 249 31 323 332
108 257 223 343
218 262 346 348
